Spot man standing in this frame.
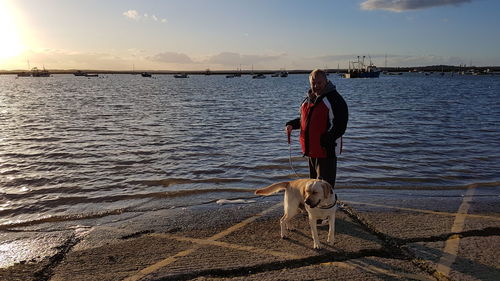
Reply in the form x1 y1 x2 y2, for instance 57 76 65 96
286 69 348 188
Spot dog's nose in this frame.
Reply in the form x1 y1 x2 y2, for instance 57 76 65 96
305 198 313 206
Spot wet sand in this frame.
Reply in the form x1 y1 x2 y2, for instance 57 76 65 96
1 186 499 281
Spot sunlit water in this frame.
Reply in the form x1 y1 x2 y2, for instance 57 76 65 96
0 73 499 227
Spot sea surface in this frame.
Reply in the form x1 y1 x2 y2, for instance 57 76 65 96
0 73 499 227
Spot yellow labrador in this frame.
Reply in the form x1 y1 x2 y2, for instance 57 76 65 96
255 178 337 249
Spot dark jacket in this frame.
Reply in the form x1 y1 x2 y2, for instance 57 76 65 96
286 82 348 158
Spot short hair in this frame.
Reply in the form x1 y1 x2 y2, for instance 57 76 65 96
309 69 327 80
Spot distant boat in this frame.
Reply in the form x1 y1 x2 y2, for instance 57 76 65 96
252 73 266 79
85 73 99 77
17 59 31 77
226 74 235 78
141 72 152 77
17 71 31 77
343 56 381 78
174 73 188 78
31 67 51 77
272 70 288 77
74 70 87 76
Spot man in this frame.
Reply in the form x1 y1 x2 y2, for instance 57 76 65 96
286 69 348 188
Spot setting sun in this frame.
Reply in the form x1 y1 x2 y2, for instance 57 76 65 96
0 0 24 61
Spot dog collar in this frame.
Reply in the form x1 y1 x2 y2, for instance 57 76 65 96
318 194 338 210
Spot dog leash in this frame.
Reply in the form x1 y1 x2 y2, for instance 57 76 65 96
288 129 342 209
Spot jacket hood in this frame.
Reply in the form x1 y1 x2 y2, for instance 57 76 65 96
319 81 336 96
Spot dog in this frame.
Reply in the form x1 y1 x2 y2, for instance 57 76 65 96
255 179 337 249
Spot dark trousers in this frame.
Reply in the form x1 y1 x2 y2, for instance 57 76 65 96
308 157 337 188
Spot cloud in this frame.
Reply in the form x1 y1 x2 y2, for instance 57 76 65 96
123 10 140 20
147 52 194 64
360 0 473 12
14 48 134 70
123 10 167 23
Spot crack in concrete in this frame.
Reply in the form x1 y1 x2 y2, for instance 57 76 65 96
153 248 397 281
32 234 82 281
401 227 500 244
338 202 451 281
120 229 155 240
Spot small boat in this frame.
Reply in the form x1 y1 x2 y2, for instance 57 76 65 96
343 56 381 78
74 70 87 76
17 71 31 77
85 73 99 77
31 67 51 77
17 60 32 77
252 73 266 79
272 70 288 77
174 73 188 78
141 72 152 77
226 74 235 78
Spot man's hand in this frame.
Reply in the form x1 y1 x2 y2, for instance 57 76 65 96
285 125 293 144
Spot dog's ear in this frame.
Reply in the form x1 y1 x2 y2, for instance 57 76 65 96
322 182 332 199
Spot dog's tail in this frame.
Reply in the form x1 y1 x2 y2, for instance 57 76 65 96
254 182 289 195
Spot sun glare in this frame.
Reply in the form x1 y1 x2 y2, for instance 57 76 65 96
0 0 25 62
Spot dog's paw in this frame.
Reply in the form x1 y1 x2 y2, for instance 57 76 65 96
327 237 335 245
313 242 322 250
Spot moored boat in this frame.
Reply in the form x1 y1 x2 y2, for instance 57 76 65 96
31 67 51 77
174 73 188 78
343 56 381 78
272 70 288 77
74 70 87 76
17 71 31 77
141 72 152 77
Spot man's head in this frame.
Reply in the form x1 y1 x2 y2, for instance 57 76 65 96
309 69 328 95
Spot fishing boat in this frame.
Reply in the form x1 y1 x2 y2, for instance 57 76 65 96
31 67 51 77
174 73 188 78
17 60 32 77
271 70 288 77
73 70 87 76
343 56 381 78
17 71 31 77
252 73 266 79
141 72 152 77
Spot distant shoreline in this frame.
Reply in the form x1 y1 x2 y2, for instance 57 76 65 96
1 65 500 76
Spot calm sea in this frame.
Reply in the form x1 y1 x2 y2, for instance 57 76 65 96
0 73 499 227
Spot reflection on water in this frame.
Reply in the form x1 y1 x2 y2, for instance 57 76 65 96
0 73 499 226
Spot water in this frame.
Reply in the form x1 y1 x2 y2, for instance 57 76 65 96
1 73 499 227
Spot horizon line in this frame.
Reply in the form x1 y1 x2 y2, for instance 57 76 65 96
1 64 499 75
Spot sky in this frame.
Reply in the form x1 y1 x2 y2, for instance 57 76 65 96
1 0 499 71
